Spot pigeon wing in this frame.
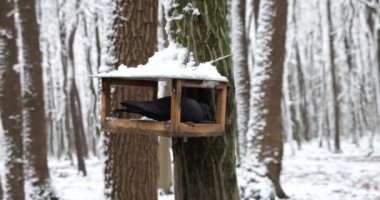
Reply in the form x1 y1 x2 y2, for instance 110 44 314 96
120 100 169 121
180 97 204 123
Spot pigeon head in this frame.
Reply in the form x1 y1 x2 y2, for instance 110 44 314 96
200 103 211 121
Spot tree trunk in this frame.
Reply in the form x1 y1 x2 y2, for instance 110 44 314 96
0 1 25 199
56 0 74 160
0 175 2 200
170 1 239 200
249 0 288 198
104 0 159 199
231 0 251 160
82 15 100 157
15 0 56 198
70 84 87 176
66 6 87 175
326 0 341 153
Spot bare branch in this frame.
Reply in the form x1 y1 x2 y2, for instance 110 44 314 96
355 0 380 12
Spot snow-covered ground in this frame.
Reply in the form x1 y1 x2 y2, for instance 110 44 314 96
1 138 379 199
49 158 104 200
282 139 380 200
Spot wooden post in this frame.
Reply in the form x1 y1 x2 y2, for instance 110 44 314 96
171 79 182 133
216 83 227 131
153 81 158 100
101 78 110 124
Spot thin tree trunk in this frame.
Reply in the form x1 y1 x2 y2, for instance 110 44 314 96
15 0 56 198
56 0 74 160
67 7 87 175
326 0 341 152
104 0 158 199
82 15 99 156
231 0 250 160
43 42 57 157
170 1 239 199
0 175 2 200
0 1 25 199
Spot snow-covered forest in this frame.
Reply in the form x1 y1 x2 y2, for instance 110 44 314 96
0 0 379 199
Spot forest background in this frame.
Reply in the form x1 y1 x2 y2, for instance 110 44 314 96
0 0 380 199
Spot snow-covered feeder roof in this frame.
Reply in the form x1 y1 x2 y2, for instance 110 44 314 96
92 63 228 82
92 43 228 82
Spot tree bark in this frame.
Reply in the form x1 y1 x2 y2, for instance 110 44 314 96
104 0 159 199
0 175 2 200
56 0 74 160
170 1 239 200
250 0 288 198
326 0 341 152
66 5 87 175
15 0 56 198
231 0 251 160
0 0 25 199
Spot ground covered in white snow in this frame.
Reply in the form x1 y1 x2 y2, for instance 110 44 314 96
2 139 379 200
282 140 380 200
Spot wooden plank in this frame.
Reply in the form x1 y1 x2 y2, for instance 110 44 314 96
216 85 227 131
181 80 226 89
110 78 157 88
105 118 170 132
179 123 224 136
171 79 182 133
153 82 158 99
101 119 224 137
101 78 110 124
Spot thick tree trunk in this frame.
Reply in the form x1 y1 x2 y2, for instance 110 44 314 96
15 0 56 198
0 1 25 199
250 0 288 198
104 0 159 199
170 1 239 200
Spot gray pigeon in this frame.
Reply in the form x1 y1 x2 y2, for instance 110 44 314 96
117 96 210 123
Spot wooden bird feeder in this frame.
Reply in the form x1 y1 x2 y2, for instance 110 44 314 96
99 76 228 137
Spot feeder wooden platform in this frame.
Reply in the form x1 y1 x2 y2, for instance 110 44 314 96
99 77 227 137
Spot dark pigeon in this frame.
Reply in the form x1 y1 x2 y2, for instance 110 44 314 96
117 96 210 123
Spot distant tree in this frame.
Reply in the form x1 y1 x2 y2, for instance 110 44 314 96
326 0 341 152
0 175 2 199
103 0 158 199
15 0 56 198
56 0 74 159
55 0 88 173
248 0 288 198
0 0 25 199
66 0 87 176
170 1 240 199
